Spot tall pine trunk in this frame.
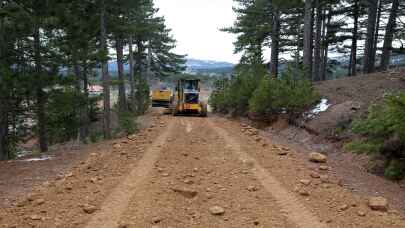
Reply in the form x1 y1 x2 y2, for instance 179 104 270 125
0 17 8 160
116 37 127 112
380 0 400 70
34 22 48 152
100 0 111 139
313 0 322 81
128 36 135 107
372 0 382 66
0 101 7 160
303 0 313 78
363 0 378 74
81 64 89 140
349 0 359 76
321 9 331 81
270 8 280 78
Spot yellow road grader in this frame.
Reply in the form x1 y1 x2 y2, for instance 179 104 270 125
170 79 207 117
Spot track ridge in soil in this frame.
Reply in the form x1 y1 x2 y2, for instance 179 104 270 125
208 119 327 228
84 121 175 228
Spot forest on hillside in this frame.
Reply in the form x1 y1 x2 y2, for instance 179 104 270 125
211 0 405 179
0 0 186 160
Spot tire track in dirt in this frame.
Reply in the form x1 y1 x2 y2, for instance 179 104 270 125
118 117 292 227
84 121 175 228
208 119 327 228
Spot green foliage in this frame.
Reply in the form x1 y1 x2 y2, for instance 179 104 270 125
346 92 405 179
117 111 138 136
129 75 150 115
210 64 318 119
249 66 318 116
209 64 267 115
384 160 404 180
47 87 99 144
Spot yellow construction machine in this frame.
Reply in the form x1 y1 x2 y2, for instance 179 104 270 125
151 85 172 108
171 79 207 117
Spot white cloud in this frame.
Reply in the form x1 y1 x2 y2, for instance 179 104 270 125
154 0 241 63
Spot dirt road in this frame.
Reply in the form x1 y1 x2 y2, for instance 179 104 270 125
0 112 404 228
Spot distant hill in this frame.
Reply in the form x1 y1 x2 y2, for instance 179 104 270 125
106 58 235 76
185 59 235 75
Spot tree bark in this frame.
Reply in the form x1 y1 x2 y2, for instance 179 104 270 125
321 9 331 81
363 0 378 74
380 0 400 70
349 0 359 76
270 8 280 78
100 0 111 139
0 17 8 160
34 22 48 152
72 53 87 142
0 101 7 160
303 0 313 78
128 36 135 105
81 63 89 140
116 37 127 112
313 0 322 81
372 0 382 65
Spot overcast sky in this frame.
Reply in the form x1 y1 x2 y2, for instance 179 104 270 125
154 0 241 63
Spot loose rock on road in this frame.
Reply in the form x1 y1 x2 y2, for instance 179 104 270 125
0 113 404 228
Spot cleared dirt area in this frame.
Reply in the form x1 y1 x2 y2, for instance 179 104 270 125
306 71 405 136
0 110 404 227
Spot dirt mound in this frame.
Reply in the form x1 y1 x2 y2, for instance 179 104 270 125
305 71 405 136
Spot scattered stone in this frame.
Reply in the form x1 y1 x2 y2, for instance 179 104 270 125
65 172 74 178
309 152 327 163
16 200 27 207
243 159 255 168
319 165 329 171
209 206 225 215
30 215 42 221
152 216 163 224
388 209 400 215
113 143 122 149
34 199 45 206
247 186 259 192
254 137 262 142
184 179 194 185
118 224 129 228
298 189 310 196
65 184 73 191
277 149 289 156
357 211 366 217
300 179 311 186
162 173 170 177
310 172 320 179
338 204 349 211
127 135 136 140
171 187 198 198
83 205 97 214
368 197 388 211
253 221 260 226
320 175 329 183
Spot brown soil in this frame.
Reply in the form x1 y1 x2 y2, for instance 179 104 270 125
1 110 404 227
305 70 405 135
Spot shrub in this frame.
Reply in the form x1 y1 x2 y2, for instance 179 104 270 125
345 92 405 180
129 75 150 115
117 111 138 136
209 64 267 115
210 65 318 119
249 66 319 118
